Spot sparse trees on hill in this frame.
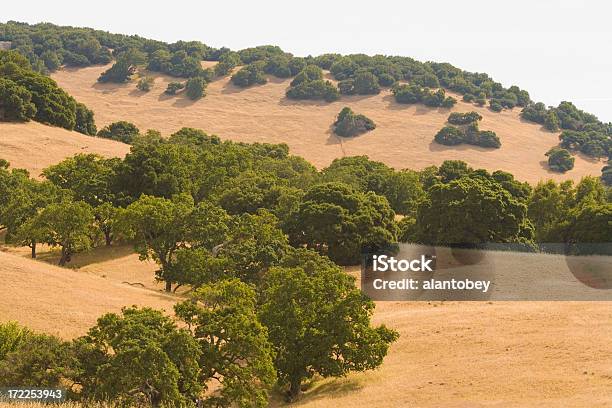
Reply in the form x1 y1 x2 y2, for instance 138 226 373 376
231 61 267 87
185 76 207 99
333 107 376 137
97 121 140 144
546 147 575 173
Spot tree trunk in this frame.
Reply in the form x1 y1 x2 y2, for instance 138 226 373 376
31 241 36 259
59 247 69 266
287 378 302 401
104 231 112 246
165 281 172 292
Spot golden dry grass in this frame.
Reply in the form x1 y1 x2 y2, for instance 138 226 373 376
0 121 129 178
50 64 605 184
0 250 177 339
1 244 611 406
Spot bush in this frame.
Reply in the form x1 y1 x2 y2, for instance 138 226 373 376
434 122 500 148
333 107 376 137
231 61 267 87
165 81 185 95
290 65 323 87
352 71 380 95
489 100 503 112
338 79 356 95
448 111 482 125
136 76 154 92
544 110 560 131
97 121 140 144
392 84 423 104
97 57 136 83
602 161 612 186
546 147 575 173
434 126 464 145
185 77 207 100
286 79 339 102
214 52 241 76
441 96 457 108
560 130 611 158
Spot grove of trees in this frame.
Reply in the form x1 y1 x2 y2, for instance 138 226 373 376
434 113 501 148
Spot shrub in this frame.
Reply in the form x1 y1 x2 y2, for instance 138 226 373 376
434 126 464 145
338 79 356 95
392 84 423 104
490 100 503 112
435 122 500 148
441 96 457 108
474 130 501 148
231 61 267 87
546 147 575 173
214 52 241 76
136 76 154 92
97 121 140 144
165 81 185 95
286 79 339 102
290 65 323 87
352 71 380 95
544 110 560 131
333 107 376 137
602 161 612 186
448 111 483 125
97 57 136 83
377 73 396 87
560 130 611 158
185 77 207 100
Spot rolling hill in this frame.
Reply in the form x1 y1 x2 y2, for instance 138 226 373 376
47 63 605 185
0 121 129 178
0 246 610 406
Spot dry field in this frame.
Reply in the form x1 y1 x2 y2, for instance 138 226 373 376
1 244 611 407
48 64 605 184
0 121 129 178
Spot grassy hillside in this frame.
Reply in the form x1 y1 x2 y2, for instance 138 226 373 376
0 121 129 177
50 64 604 185
0 247 610 406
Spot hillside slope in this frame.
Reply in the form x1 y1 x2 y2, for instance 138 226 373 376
0 250 176 339
0 121 129 177
1 246 610 406
51 64 604 184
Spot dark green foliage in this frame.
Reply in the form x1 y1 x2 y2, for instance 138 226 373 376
489 100 503 112
97 57 136 83
289 65 323 87
544 110 560 131
75 307 202 406
185 76 207 99
416 175 534 246
546 147 575 173
0 330 75 388
285 182 398 264
435 121 500 148
352 71 381 94
602 161 612 186
238 45 286 64
0 50 80 129
0 77 36 121
97 121 140 144
434 126 464 145
447 111 482 125
214 51 241 76
165 81 185 95
175 280 276 407
285 79 339 102
231 61 267 87
259 249 398 400
136 75 154 91
333 107 376 137
74 102 96 135
559 130 611 159
391 84 455 107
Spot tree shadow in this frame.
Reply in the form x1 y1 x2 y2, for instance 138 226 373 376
288 378 363 407
29 244 136 270
128 88 148 97
278 96 337 107
172 94 200 108
428 140 496 153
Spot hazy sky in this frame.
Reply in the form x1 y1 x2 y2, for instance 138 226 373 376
4 0 611 121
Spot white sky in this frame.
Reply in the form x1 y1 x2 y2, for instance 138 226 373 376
3 0 612 121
